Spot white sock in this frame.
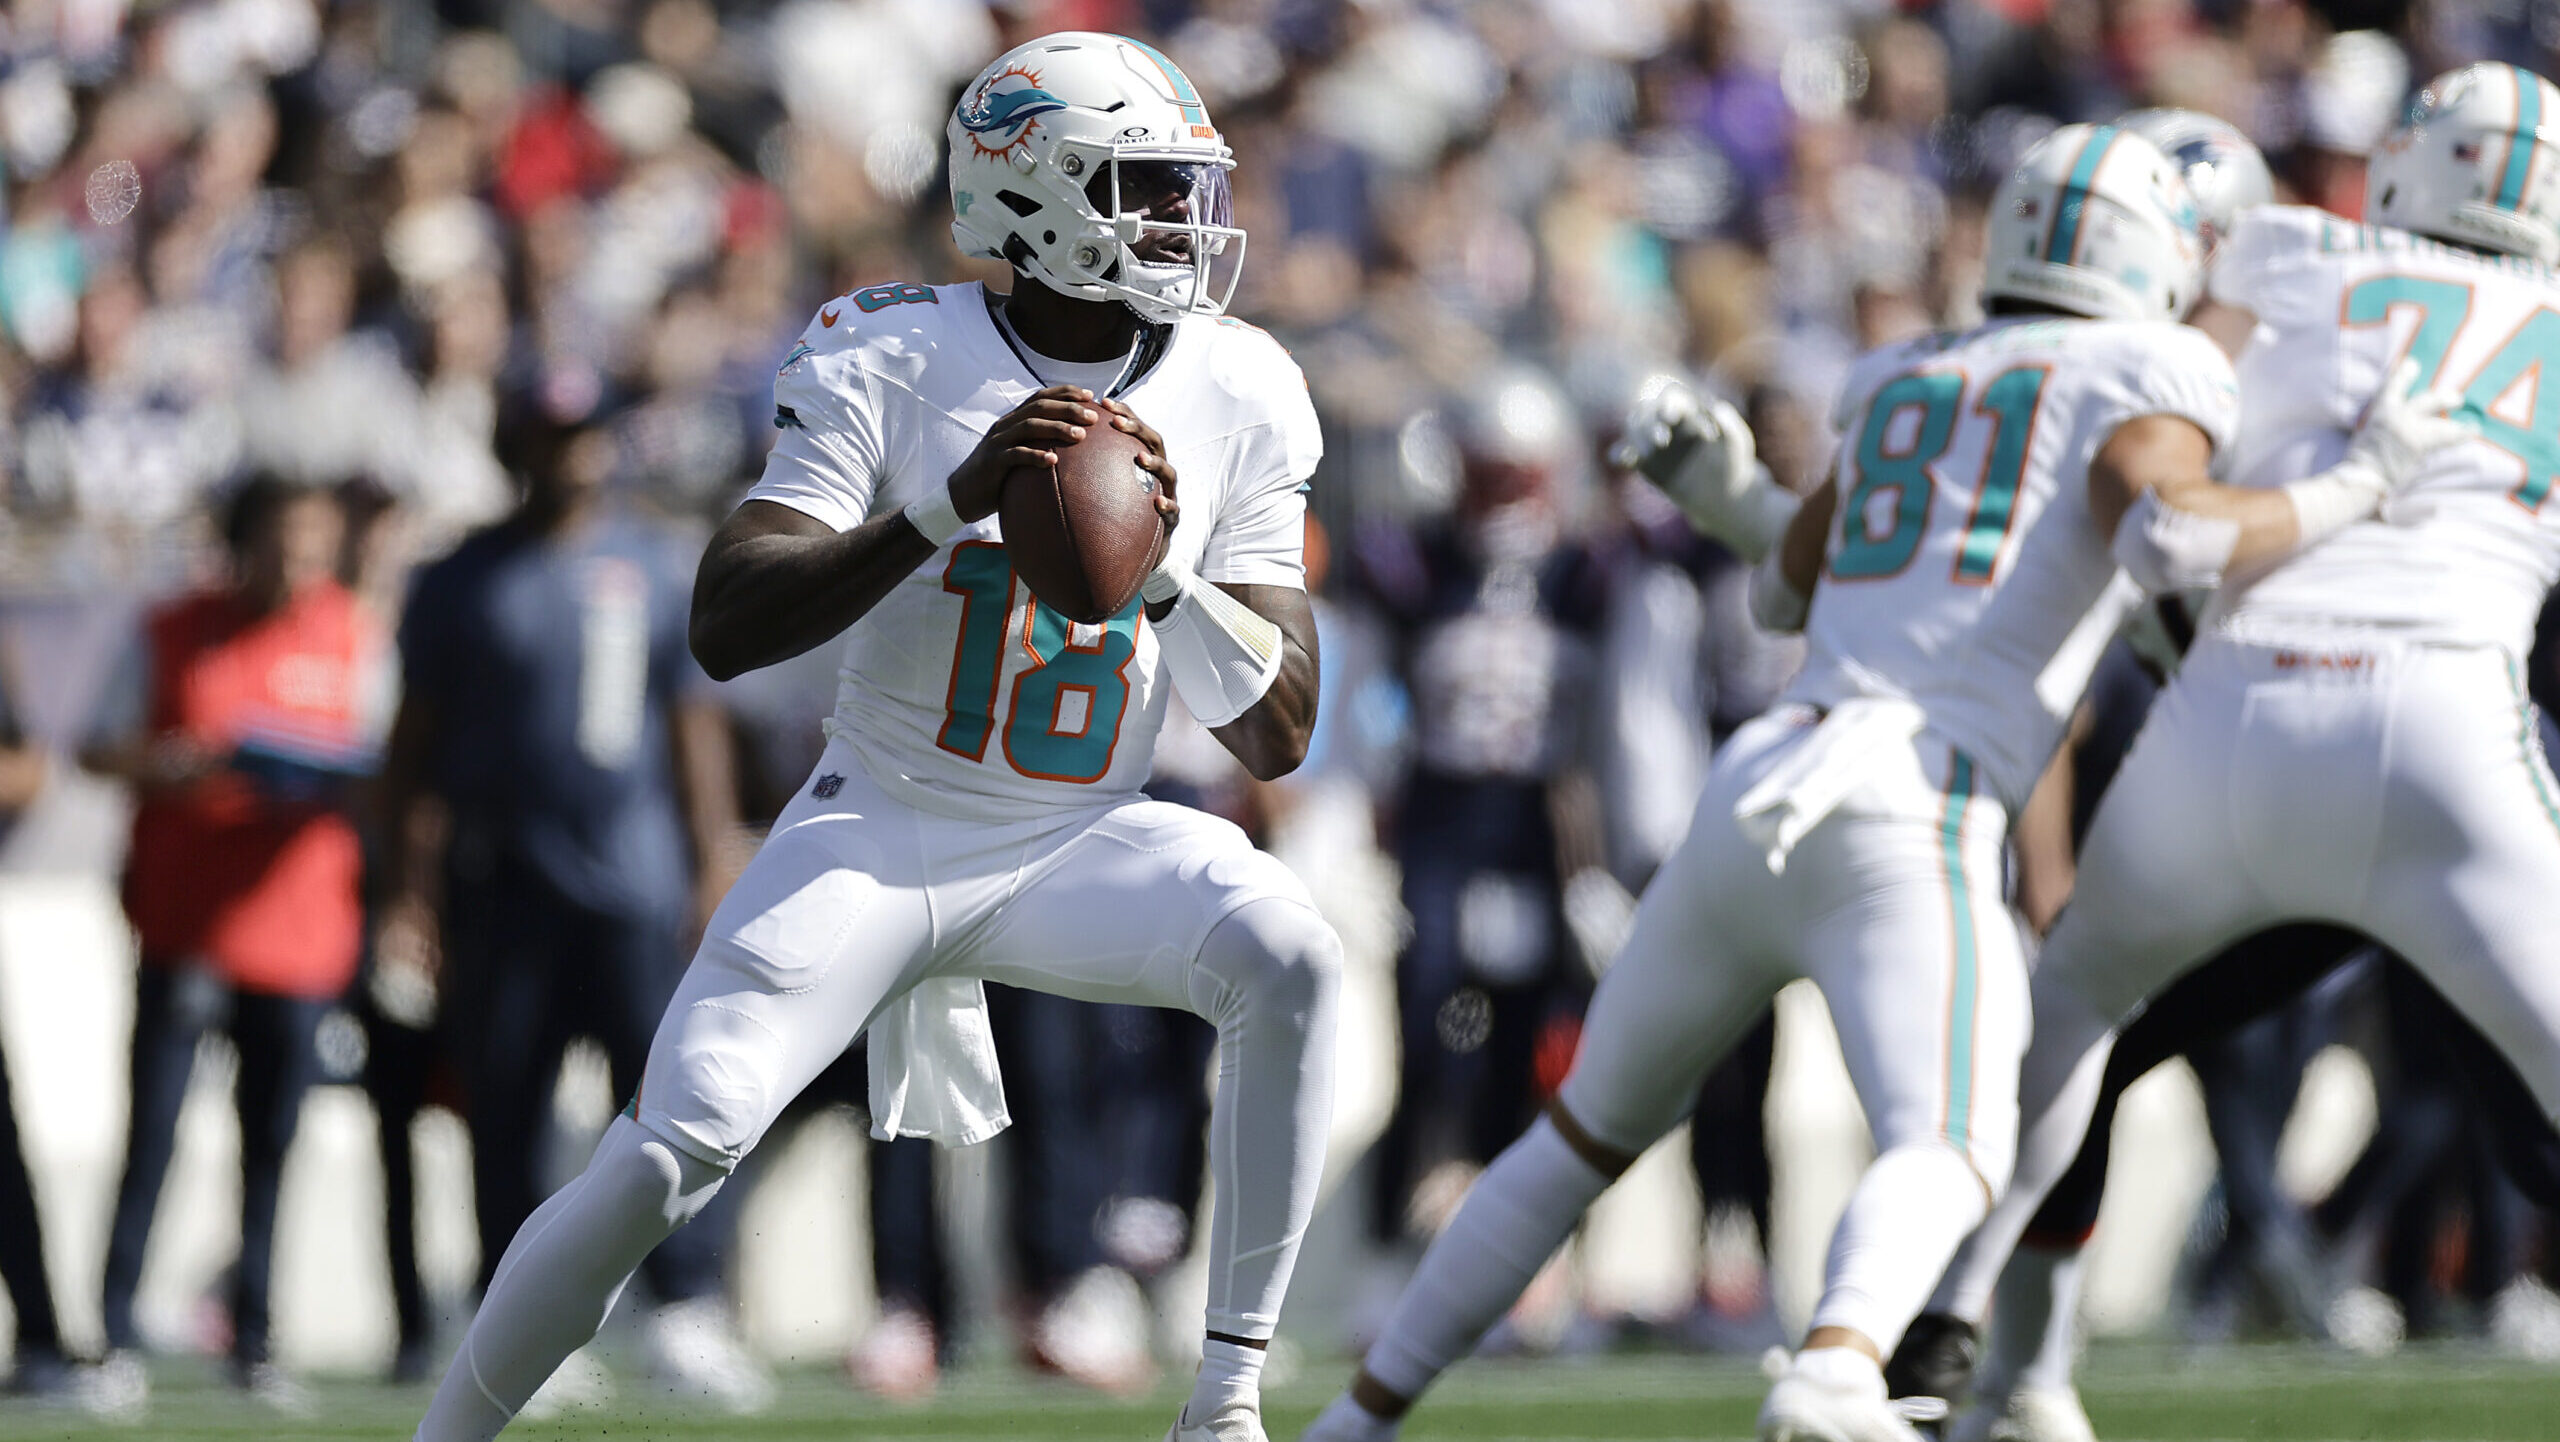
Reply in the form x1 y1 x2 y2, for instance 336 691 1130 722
1362 1116 1611 1402
1185 1338 1265 1424
1807 1142 1990 1349
1930 986 2119 1324
1792 1344 1887 1395
1188 898 1341 1341
415 1117 728 1442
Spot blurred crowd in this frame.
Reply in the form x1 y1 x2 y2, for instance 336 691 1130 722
11 0 2560 1411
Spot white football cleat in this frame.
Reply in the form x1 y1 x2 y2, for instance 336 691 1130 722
1166 1395 1268 1442
1298 1392 1402 1442
1949 1386 2097 1442
642 1296 775 1415
1758 1356 1924 1442
518 1345 614 1420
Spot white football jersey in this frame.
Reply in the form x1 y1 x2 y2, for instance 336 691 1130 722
1792 316 2239 807
2211 205 2560 655
745 281 1321 818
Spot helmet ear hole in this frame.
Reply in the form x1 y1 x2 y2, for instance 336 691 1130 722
2380 184 2398 209
996 191 1042 217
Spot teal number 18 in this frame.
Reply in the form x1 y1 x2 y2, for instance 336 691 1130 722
1833 365 2049 584
937 542 1139 784
2345 274 2560 510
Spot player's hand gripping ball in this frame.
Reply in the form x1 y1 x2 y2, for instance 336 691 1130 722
999 395 1178 623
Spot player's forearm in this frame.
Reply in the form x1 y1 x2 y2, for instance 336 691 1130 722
690 513 936 681
1776 477 1837 598
2151 473 2304 571
1214 639 1317 781
1204 583 1320 782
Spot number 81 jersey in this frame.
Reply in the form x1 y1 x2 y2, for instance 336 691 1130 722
1793 315 2238 808
745 281 1321 819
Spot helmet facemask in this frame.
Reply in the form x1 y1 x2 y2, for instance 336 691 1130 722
1052 145 1245 322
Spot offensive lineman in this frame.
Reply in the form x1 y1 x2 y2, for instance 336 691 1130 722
413 34 1340 1442
1912 61 2560 1442
1303 125 2457 1442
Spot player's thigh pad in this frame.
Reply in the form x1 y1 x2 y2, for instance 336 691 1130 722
635 772 939 1168
2363 647 2560 1119
962 796 1322 1013
1795 755 2026 1188
1558 718 1800 1157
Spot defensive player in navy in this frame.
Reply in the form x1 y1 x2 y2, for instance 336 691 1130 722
414 33 1339 1442
1301 124 2456 1442
1919 63 2560 1442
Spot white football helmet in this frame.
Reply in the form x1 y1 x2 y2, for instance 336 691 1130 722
947 32 1245 323
2368 63 2560 265
2117 108 2273 250
1983 123 2205 322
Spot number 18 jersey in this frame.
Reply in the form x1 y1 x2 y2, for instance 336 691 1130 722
2211 206 2560 656
1791 315 2239 807
744 281 1321 819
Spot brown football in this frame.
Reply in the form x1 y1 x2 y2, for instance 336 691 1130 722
999 418 1168 624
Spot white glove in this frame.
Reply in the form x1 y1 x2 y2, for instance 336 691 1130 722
1609 382 1794 561
2288 358 2475 541
2350 357 2477 490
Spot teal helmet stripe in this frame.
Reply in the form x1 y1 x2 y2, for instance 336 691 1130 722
2047 125 2121 263
1123 37 1207 126
2498 64 2544 211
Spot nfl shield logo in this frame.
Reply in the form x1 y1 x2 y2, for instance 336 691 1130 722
813 773 845 799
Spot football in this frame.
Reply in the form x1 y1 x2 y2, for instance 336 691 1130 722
1000 417 1168 624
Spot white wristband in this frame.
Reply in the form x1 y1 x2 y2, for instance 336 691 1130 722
2283 460 2386 547
1141 553 1191 607
903 484 967 546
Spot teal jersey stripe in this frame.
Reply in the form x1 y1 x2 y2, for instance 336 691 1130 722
1125 37 1208 126
2047 126 2119 263
2500 65 2543 211
1939 753 1980 1151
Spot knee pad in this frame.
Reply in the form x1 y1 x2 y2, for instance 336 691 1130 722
1194 895 1342 1031
601 1116 731 1231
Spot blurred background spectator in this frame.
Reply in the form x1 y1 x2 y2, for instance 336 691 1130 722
375 412 763 1409
0 0 2554 1402
78 475 386 1409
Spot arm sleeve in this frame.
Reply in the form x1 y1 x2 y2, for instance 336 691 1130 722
2207 205 2325 327
741 331 888 533
1198 373 1323 590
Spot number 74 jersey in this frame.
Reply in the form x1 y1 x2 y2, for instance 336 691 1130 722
1793 315 2239 808
2214 205 2560 656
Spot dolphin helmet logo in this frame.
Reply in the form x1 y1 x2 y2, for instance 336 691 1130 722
961 64 1067 156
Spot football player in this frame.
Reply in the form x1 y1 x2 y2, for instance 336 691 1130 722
414 33 1338 1442
1914 63 2560 1442
1887 107 2286 1442
1302 125 2458 1442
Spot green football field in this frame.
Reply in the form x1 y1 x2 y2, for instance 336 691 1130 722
3 1345 2557 1442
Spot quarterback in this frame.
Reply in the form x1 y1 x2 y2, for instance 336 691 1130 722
414 33 1339 1442
1304 124 2456 1442
1918 62 2560 1441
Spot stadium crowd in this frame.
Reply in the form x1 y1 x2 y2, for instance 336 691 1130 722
5 0 2560 1415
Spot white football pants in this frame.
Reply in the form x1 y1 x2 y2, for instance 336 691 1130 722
1937 633 2560 1324
417 744 1339 1440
